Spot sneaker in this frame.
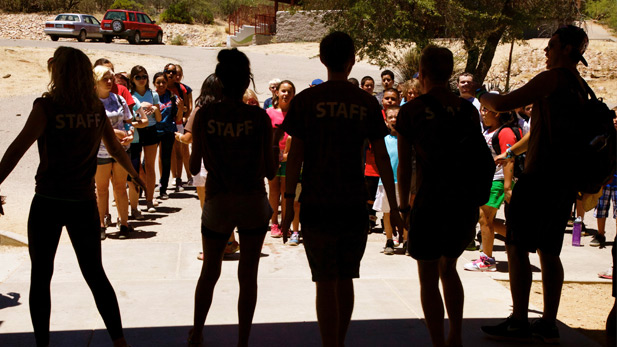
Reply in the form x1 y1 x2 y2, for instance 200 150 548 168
145 201 156 213
464 253 496 272
103 214 112 228
384 239 395 255
481 315 531 342
131 208 144 220
465 240 477 251
152 200 159 207
393 238 400 247
100 227 107 241
590 233 606 247
159 193 169 200
531 318 560 344
289 232 300 246
270 224 282 238
402 241 409 256
118 225 130 239
599 266 613 280
224 241 239 255
185 177 194 187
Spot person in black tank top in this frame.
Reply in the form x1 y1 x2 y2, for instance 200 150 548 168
0 47 144 347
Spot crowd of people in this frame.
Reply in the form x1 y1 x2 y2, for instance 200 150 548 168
0 26 615 347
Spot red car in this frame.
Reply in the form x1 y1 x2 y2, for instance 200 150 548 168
100 9 163 44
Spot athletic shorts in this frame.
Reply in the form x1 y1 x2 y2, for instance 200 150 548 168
408 202 478 261
373 183 400 213
594 185 617 219
201 192 272 238
300 203 368 282
97 148 130 166
137 126 160 146
505 173 575 256
486 180 506 209
276 161 287 177
129 142 142 176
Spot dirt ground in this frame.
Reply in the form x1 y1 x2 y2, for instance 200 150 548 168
499 280 614 346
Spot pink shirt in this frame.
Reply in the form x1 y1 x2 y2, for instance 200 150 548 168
266 108 289 151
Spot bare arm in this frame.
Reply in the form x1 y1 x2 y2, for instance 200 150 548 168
479 70 558 112
495 132 530 166
397 133 413 210
132 106 149 129
0 102 47 187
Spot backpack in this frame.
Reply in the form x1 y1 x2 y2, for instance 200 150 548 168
564 70 617 194
418 94 495 206
491 125 525 178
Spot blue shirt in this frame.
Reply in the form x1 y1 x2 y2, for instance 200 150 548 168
132 89 160 127
156 90 178 134
379 134 398 185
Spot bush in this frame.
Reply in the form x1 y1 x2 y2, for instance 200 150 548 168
394 47 421 82
170 34 186 45
193 7 214 24
161 1 193 24
110 0 142 11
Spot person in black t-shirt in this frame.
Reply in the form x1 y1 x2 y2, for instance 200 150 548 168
281 32 404 347
396 45 481 347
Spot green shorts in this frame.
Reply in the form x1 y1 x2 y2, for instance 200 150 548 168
276 161 287 177
486 180 514 209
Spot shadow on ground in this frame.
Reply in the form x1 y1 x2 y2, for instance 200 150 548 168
0 318 603 347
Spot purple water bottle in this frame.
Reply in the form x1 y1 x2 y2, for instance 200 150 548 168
572 217 582 247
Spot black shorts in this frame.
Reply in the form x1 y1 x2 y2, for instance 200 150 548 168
138 126 160 146
300 203 368 282
408 201 478 261
505 173 575 256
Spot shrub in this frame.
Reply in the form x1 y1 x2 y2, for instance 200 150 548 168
585 0 617 31
161 1 194 24
394 47 421 82
170 34 187 45
110 0 142 11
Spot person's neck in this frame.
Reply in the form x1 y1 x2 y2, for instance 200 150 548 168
460 92 473 99
136 86 147 95
550 61 578 73
98 91 110 99
425 82 449 94
278 104 290 113
327 70 348 82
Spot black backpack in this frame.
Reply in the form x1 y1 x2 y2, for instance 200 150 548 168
491 125 525 178
418 94 495 206
564 71 617 194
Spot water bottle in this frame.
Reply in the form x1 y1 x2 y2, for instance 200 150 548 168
572 217 582 247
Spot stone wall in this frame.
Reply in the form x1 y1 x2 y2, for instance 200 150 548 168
275 11 329 42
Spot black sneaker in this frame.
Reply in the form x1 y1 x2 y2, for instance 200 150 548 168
590 233 606 247
118 225 130 239
531 318 559 344
159 192 169 200
100 227 107 241
481 315 531 342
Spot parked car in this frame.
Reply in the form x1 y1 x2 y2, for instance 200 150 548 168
100 9 163 44
44 13 103 42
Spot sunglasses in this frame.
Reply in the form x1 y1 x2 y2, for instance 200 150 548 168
134 75 148 81
164 70 177 75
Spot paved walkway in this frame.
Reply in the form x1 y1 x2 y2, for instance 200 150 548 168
0 182 612 346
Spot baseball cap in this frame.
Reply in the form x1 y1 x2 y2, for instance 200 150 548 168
311 79 323 86
554 25 589 67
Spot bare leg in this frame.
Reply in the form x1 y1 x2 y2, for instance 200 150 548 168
95 163 112 227
537 250 563 324
182 142 192 181
111 163 129 227
479 206 498 258
280 176 287 221
292 201 301 232
237 231 267 347
268 177 280 225
597 217 607 236
439 257 464 347
417 259 446 347
143 144 158 202
196 186 206 208
191 234 227 343
507 244 532 321
384 212 392 240
315 279 355 347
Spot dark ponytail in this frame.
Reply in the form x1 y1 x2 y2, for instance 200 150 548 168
215 48 253 99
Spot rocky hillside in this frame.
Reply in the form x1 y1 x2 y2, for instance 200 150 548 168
0 12 227 46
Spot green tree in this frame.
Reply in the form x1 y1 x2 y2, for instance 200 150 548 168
304 0 580 83
110 0 143 10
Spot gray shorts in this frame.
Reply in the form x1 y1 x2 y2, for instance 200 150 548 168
201 192 272 237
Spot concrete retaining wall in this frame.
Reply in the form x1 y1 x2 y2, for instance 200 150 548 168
275 11 330 42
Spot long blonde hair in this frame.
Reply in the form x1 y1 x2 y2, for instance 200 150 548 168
45 47 99 112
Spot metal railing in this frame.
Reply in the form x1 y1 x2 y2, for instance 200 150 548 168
228 4 288 36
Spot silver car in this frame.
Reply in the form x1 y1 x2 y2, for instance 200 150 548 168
44 13 103 42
